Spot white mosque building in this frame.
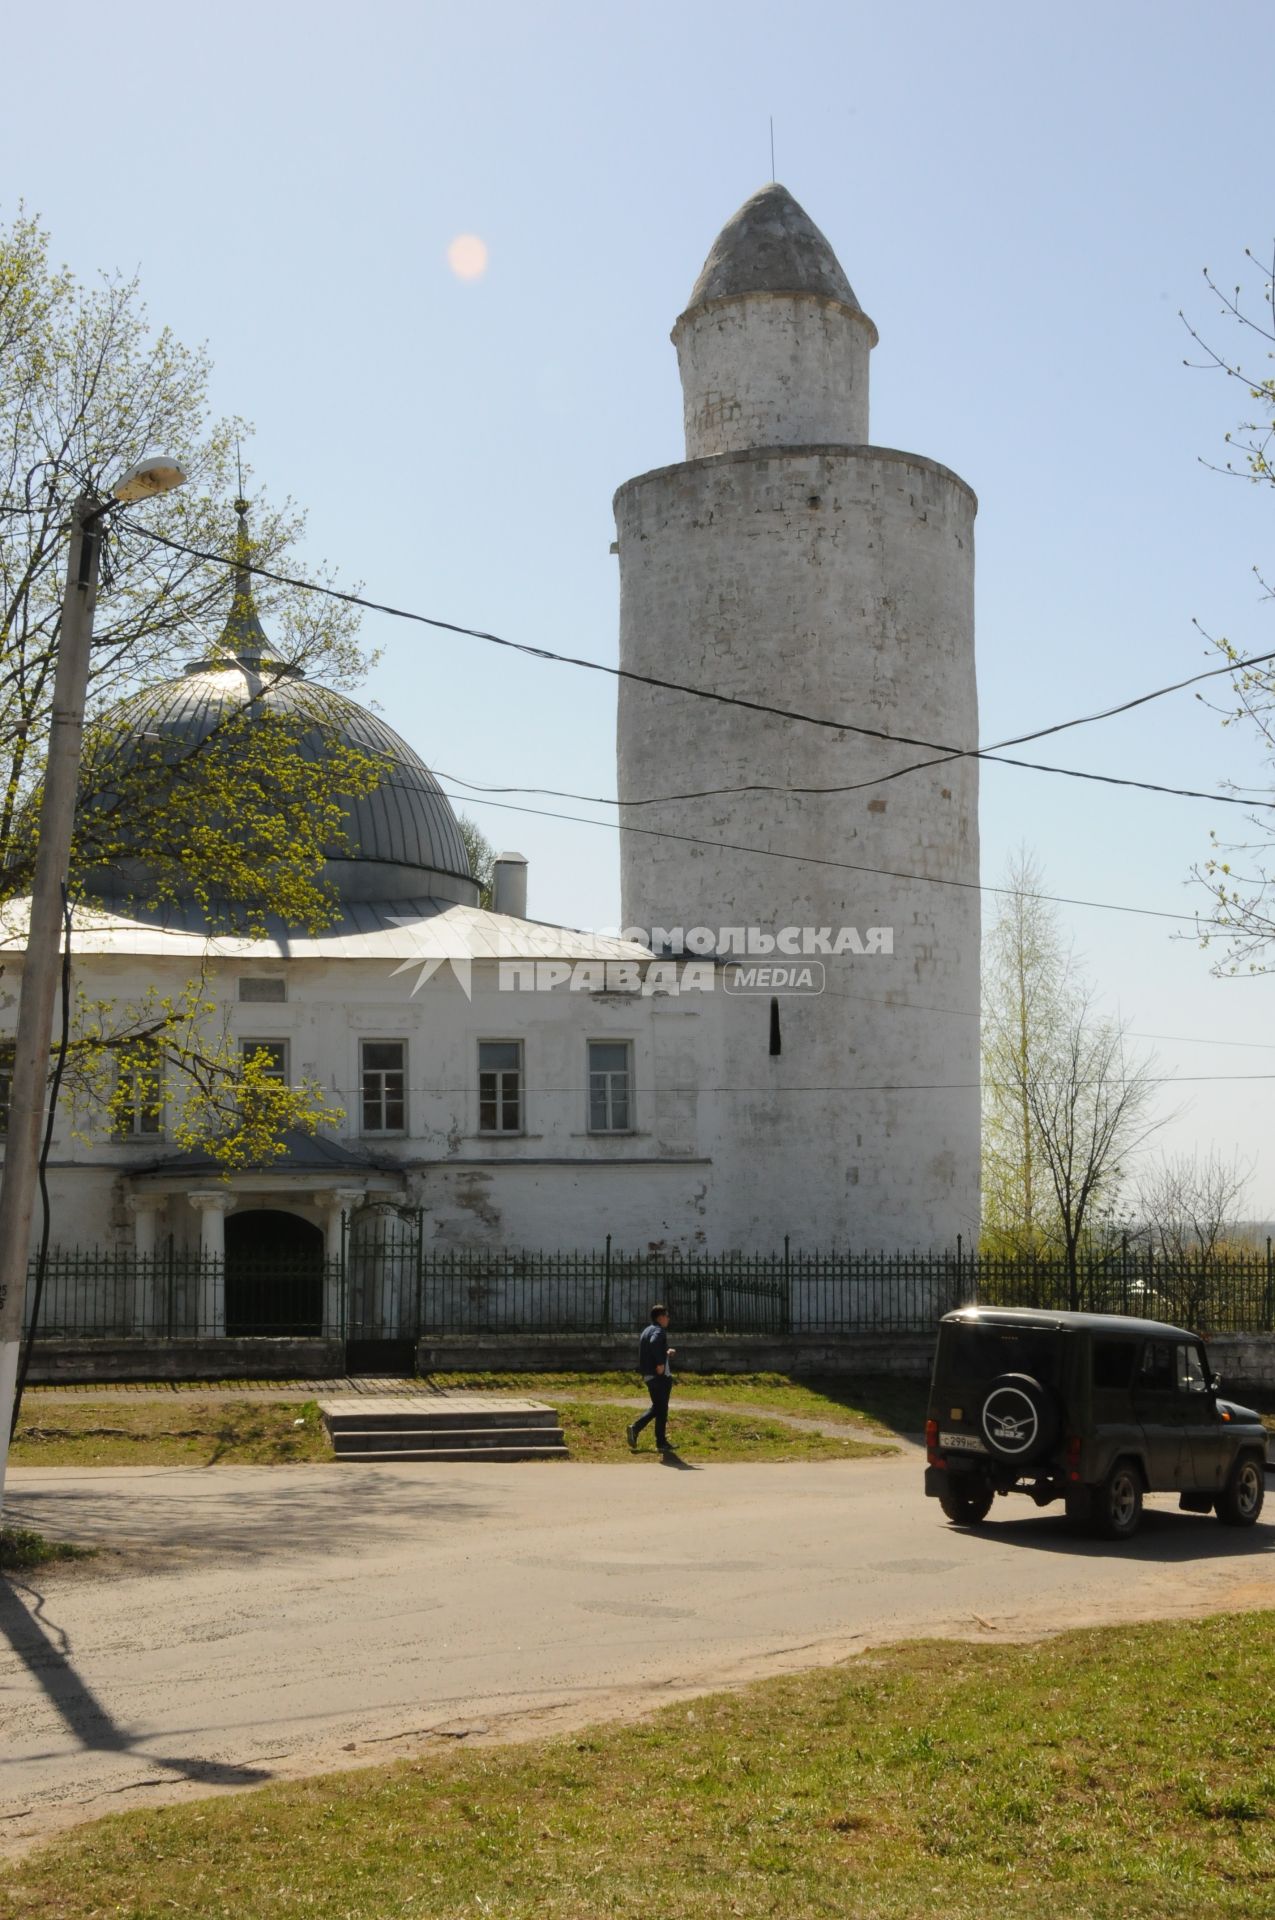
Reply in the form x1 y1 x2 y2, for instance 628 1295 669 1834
4 184 980 1338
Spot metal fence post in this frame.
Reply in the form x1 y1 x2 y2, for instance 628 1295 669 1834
340 1209 349 1343
603 1233 613 1335
412 1208 425 1343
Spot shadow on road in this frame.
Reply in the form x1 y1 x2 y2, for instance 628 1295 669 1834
4 1468 496 1564
946 1506 1275 1562
658 1449 700 1472
0 1576 272 1793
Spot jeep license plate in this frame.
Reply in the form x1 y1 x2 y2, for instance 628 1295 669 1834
940 1431 987 1453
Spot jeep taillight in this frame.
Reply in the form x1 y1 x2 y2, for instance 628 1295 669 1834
926 1419 939 1451
1065 1434 1082 1482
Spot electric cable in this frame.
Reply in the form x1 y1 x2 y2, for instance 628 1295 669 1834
123 524 1275 813
433 782 1226 928
327 1075 1275 1093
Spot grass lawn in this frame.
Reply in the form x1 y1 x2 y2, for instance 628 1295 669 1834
552 1398 891 1462
8 1398 331 1467
0 1526 94 1573
6 1395 890 1468
3 1612 1274 1919
430 1370 928 1433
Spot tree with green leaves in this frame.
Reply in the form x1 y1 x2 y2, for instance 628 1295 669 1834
982 850 1164 1299
0 208 387 1166
1181 247 1275 973
1018 989 1164 1307
457 813 495 907
981 849 1071 1254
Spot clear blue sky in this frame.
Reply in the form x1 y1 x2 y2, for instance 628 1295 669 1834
5 1 1275 1210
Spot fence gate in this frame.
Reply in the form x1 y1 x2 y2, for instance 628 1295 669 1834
343 1206 423 1374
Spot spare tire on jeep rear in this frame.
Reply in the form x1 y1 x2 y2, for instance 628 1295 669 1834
979 1373 1058 1466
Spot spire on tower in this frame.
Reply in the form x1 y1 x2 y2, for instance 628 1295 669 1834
219 497 271 661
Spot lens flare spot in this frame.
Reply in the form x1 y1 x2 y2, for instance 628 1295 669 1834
447 234 489 281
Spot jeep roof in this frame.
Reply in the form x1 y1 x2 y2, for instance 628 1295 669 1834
939 1305 1199 1343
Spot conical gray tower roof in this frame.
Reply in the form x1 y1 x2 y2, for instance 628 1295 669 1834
684 183 862 314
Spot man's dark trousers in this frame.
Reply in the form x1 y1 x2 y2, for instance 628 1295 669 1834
632 1373 672 1448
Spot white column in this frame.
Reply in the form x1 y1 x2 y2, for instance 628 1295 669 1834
125 1195 163 1335
127 1194 160 1260
188 1191 233 1336
323 1186 365 1338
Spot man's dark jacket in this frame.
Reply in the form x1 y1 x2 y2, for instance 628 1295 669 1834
638 1323 669 1378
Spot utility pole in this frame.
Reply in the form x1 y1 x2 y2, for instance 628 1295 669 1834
0 496 99 1518
0 459 183 1522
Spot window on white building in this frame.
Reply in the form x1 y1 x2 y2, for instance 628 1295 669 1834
114 1042 164 1140
478 1040 522 1133
241 1038 289 1082
588 1040 632 1133
362 1040 406 1134
0 1043 13 1136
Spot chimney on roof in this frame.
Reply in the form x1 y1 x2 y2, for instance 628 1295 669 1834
491 851 528 919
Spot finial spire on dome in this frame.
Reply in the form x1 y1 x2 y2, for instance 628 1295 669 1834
218 496 271 660
683 183 863 316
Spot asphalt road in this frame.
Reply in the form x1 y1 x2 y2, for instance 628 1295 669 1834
3 1450 1273 1846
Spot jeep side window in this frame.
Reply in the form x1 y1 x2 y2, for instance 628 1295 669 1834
1138 1340 1175 1392
1176 1344 1208 1395
1093 1339 1137 1390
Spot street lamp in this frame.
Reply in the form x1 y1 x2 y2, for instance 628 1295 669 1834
0 458 186 1518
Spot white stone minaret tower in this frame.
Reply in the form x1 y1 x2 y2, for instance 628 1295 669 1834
614 184 979 1252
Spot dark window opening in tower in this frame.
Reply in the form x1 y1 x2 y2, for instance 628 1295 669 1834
769 996 781 1057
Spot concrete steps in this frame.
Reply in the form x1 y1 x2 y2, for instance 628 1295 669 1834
319 1393 569 1463
342 1444 569 1463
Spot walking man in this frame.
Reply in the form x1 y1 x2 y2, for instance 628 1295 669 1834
627 1304 675 1453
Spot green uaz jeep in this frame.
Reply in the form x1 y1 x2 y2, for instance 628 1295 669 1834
924 1306 1271 1541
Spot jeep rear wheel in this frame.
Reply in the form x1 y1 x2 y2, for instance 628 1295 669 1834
938 1479 994 1527
1092 1461 1143 1541
1216 1455 1265 1528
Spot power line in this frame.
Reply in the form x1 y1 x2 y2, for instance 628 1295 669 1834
435 783 1221 929
331 1077 1275 1094
439 755 1267 810
341 757 1233 931
1125 1030 1275 1050
125 525 1275 814
91 531 1267 942
62 750 1239 946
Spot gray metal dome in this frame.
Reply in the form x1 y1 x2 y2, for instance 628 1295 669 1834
94 658 478 908
83 502 478 910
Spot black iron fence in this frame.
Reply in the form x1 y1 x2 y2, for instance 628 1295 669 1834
24 1244 342 1340
20 1227 1275 1342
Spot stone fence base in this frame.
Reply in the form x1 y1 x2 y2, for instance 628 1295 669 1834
22 1329 1275 1398
24 1332 935 1385
26 1339 345 1384
414 1332 937 1378
1206 1334 1275 1398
